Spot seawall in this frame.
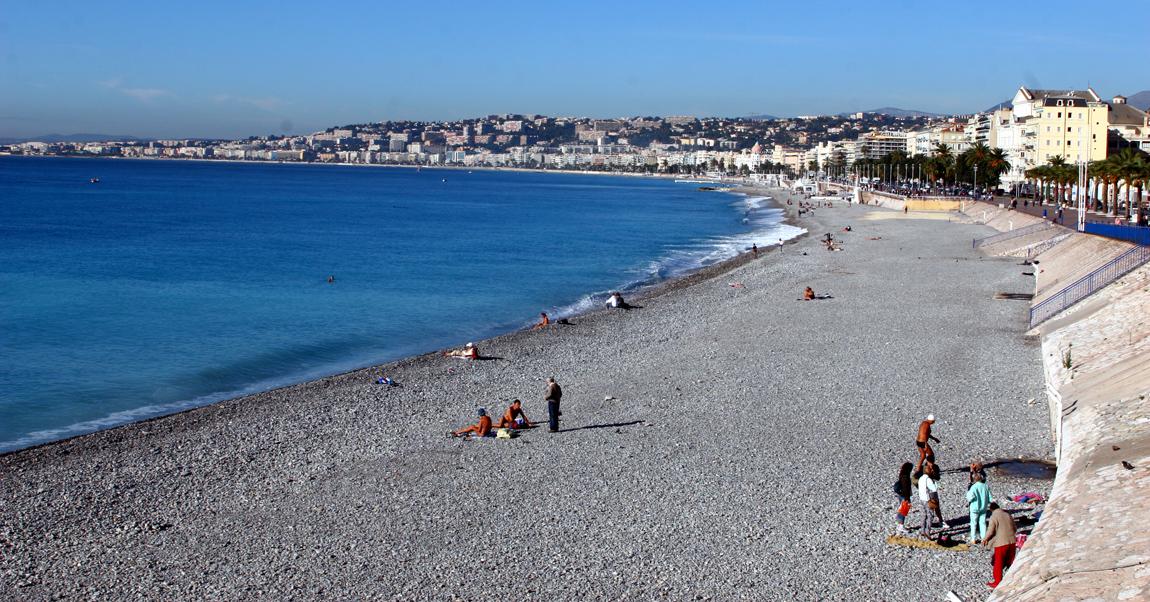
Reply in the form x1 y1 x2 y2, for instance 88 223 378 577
963 204 1150 600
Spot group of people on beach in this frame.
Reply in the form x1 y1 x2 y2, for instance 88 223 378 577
893 415 1021 590
450 377 563 437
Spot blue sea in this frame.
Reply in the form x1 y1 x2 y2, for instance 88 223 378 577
0 157 802 452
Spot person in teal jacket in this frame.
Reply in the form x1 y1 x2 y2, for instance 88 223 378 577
965 472 992 542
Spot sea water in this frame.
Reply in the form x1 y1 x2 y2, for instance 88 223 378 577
0 157 803 451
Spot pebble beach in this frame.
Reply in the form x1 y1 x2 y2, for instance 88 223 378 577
1 188 1054 601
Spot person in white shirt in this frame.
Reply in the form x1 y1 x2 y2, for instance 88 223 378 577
918 467 939 536
605 292 628 309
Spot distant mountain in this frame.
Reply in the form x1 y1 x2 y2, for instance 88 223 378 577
745 114 779 121
1125 90 1150 111
984 99 1011 113
0 133 148 144
838 107 941 118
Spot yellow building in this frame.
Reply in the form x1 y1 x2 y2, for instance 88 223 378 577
1013 86 1108 168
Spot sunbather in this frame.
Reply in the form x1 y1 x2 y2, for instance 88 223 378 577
803 287 815 300
532 312 550 330
496 399 532 429
451 408 493 438
444 342 479 360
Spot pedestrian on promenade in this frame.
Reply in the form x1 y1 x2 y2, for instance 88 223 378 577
965 472 992 542
545 377 562 432
894 462 913 532
983 502 1017 589
917 463 940 537
915 415 940 468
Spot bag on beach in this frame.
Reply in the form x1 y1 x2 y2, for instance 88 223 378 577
495 428 513 439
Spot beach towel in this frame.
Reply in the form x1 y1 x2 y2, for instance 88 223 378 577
495 428 514 439
886 534 970 552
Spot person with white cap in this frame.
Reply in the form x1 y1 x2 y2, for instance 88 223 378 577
915 414 939 468
443 342 479 360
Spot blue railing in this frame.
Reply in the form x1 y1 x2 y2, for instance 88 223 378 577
1030 245 1150 327
973 222 1054 249
1083 222 1150 246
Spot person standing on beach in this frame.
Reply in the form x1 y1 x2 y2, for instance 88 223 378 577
917 464 939 537
915 415 939 467
983 502 1017 589
545 377 562 432
751 243 759 258
965 472 992 543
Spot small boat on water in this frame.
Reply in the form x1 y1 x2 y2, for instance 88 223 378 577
90 177 100 183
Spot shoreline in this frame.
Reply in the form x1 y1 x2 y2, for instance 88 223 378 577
1 190 1051 600
0 153 764 182
0 182 800 456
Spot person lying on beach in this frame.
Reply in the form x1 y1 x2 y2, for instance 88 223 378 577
451 408 493 438
496 399 532 429
803 287 815 301
444 342 479 360
532 312 550 330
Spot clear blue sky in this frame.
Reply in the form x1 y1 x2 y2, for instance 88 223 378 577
2 0 1147 139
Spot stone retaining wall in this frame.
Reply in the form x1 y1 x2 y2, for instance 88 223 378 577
963 206 1150 600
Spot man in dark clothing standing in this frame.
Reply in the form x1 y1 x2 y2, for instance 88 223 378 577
545 377 562 432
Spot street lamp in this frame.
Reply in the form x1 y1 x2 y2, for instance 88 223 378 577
973 164 979 201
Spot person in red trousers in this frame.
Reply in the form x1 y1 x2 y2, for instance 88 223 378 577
982 502 1017 589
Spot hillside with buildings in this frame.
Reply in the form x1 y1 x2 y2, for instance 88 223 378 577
3 86 1147 188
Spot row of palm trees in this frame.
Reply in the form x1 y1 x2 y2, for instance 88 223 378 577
848 143 1013 189
1024 148 1150 220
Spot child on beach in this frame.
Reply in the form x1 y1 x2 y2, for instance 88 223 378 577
894 462 913 532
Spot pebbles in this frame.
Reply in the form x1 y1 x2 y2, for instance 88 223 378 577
0 191 1053 601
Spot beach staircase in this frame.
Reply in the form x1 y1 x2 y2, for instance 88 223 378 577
972 222 1056 251
1029 244 1150 327
1015 232 1073 259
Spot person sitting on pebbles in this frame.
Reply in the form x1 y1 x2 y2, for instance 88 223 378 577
451 408 493 438
532 312 550 330
444 342 479 360
496 399 532 429
606 291 631 309
803 287 816 301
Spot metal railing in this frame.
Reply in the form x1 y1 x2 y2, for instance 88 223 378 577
973 222 1054 249
1029 245 1150 327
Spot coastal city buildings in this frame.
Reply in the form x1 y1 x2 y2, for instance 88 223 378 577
4 85 1147 192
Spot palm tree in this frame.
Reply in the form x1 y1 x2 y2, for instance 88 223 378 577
1089 160 1111 212
985 148 1011 188
1111 148 1150 218
1026 166 1048 203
